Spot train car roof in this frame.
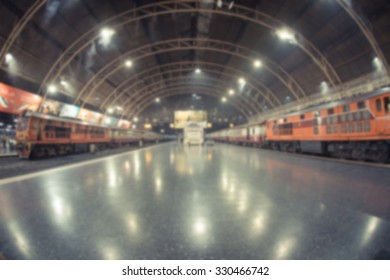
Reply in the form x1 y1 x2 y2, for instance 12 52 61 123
271 86 390 120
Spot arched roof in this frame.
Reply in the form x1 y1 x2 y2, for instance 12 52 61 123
0 0 389 124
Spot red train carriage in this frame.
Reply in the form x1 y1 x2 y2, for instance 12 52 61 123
210 122 266 147
209 87 390 163
110 128 143 148
266 87 390 162
16 111 111 159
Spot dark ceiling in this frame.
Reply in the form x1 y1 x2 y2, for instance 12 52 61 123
0 0 389 126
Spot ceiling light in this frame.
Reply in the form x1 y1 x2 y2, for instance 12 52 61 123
100 27 115 40
221 97 227 103
228 89 235 95
116 106 123 111
133 117 139 122
195 68 202 74
47 84 57 93
373 56 384 72
155 97 160 103
5 53 13 63
125 60 133 68
253 59 262 68
238 77 246 85
276 28 296 44
107 108 114 114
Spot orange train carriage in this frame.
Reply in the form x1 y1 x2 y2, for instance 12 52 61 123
16 111 161 159
210 87 390 163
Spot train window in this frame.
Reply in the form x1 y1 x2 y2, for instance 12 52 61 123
349 123 355 133
327 108 334 115
363 111 371 120
384 97 390 113
333 126 338 134
354 112 362 121
343 105 350 112
326 126 331 134
347 113 354 122
342 124 347 133
314 127 319 135
364 121 370 132
325 118 330 125
356 122 362 133
376 99 382 111
332 116 338 124
357 101 365 109
341 114 346 123
300 114 305 120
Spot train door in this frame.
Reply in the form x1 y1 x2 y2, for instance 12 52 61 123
313 112 320 135
383 96 390 134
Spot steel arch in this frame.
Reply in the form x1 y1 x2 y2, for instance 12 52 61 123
100 61 281 111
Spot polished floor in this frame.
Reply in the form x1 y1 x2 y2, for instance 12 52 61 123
0 142 389 259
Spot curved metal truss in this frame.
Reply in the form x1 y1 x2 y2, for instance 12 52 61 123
119 75 258 116
0 0 48 64
121 83 252 120
74 38 305 111
2 1 387 102
98 67 261 115
124 83 252 120
335 0 389 78
37 0 342 102
99 61 281 114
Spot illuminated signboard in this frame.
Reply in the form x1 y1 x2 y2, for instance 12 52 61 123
174 110 207 129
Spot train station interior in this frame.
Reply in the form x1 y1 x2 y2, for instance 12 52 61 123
0 0 389 260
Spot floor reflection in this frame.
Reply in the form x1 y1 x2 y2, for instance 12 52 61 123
0 143 389 259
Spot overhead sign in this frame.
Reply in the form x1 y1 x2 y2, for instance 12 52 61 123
174 110 207 129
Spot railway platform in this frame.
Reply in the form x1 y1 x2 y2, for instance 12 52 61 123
0 142 389 259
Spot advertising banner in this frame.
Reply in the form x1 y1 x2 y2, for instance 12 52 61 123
0 82 42 114
78 108 103 124
41 99 63 116
59 104 80 118
102 116 119 127
118 119 131 129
